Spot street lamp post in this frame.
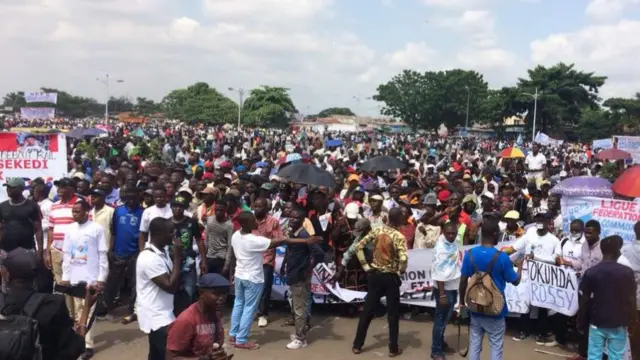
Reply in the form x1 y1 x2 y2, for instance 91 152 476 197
465 86 471 132
523 88 539 141
96 74 123 123
228 87 244 129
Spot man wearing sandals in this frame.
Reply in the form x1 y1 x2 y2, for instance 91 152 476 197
351 207 408 357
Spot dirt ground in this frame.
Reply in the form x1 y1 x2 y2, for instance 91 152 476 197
90 306 571 360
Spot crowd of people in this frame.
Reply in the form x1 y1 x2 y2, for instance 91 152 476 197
0 118 637 360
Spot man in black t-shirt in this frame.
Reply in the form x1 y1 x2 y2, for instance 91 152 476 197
0 178 43 259
170 195 206 315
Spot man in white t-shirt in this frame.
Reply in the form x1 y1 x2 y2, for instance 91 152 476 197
139 186 172 249
525 143 547 184
228 211 320 350
136 217 183 360
60 200 108 359
508 211 560 345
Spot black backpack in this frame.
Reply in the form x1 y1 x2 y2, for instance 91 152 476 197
0 292 45 360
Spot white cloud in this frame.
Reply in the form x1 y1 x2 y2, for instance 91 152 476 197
203 0 332 22
421 0 487 10
585 0 639 23
530 19 640 98
437 10 497 47
456 48 517 69
385 42 439 71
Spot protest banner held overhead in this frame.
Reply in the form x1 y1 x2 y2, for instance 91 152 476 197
20 107 56 119
528 260 579 316
614 135 640 163
0 132 67 201
561 196 640 242
24 91 58 104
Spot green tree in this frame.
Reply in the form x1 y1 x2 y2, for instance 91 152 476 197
161 82 238 124
242 86 296 127
513 63 606 134
133 97 162 116
2 92 26 108
373 69 489 129
577 108 615 142
603 93 640 134
107 96 134 113
317 107 355 117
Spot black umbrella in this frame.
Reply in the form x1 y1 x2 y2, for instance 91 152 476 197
360 155 407 173
276 163 335 187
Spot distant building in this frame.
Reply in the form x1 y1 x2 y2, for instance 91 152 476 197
293 115 408 133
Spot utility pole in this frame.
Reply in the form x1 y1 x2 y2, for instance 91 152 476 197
465 86 471 134
228 87 244 129
97 74 123 123
523 88 539 141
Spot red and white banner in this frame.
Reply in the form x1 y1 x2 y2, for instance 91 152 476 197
0 132 67 200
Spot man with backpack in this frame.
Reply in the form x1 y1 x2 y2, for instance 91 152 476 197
459 220 523 360
0 247 85 360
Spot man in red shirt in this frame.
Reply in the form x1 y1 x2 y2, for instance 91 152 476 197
166 273 232 360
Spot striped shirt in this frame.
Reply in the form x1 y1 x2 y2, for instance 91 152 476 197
49 195 87 251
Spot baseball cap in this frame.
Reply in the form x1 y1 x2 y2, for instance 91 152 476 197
462 194 476 204
4 177 25 188
370 194 384 201
533 208 551 219
178 186 194 197
344 202 361 219
423 192 438 205
90 188 106 197
3 248 38 280
481 192 495 200
353 218 371 238
196 273 230 289
54 177 75 188
261 183 274 191
171 195 190 208
437 190 451 202
504 210 520 220
348 174 360 183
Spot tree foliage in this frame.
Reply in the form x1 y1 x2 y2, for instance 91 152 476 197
242 86 296 128
161 82 238 124
373 69 489 129
373 62 612 135
133 97 162 116
316 107 355 118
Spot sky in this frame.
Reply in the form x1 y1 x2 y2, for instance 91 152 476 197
1 0 640 116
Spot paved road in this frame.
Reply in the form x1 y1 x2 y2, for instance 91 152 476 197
90 307 570 360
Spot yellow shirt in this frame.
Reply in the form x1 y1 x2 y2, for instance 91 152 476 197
355 225 408 275
90 205 115 251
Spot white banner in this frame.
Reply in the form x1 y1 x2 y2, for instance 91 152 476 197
504 269 531 314
20 107 55 119
528 260 579 316
24 92 57 104
561 196 640 243
271 240 531 313
592 138 612 149
0 132 67 201
535 132 564 147
614 135 640 163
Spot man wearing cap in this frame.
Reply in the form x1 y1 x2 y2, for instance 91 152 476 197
1 248 85 360
166 273 232 360
334 218 372 283
105 184 143 324
499 210 524 243
367 194 388 229
0 177 44 259
89 189 114 254
46 177 82 301
171 194 207 314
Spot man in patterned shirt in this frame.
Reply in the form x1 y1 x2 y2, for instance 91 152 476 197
352 207 408 357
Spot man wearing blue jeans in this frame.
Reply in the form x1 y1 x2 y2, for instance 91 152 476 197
228 212 320 350
578 235 636 360
459 221 523 360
